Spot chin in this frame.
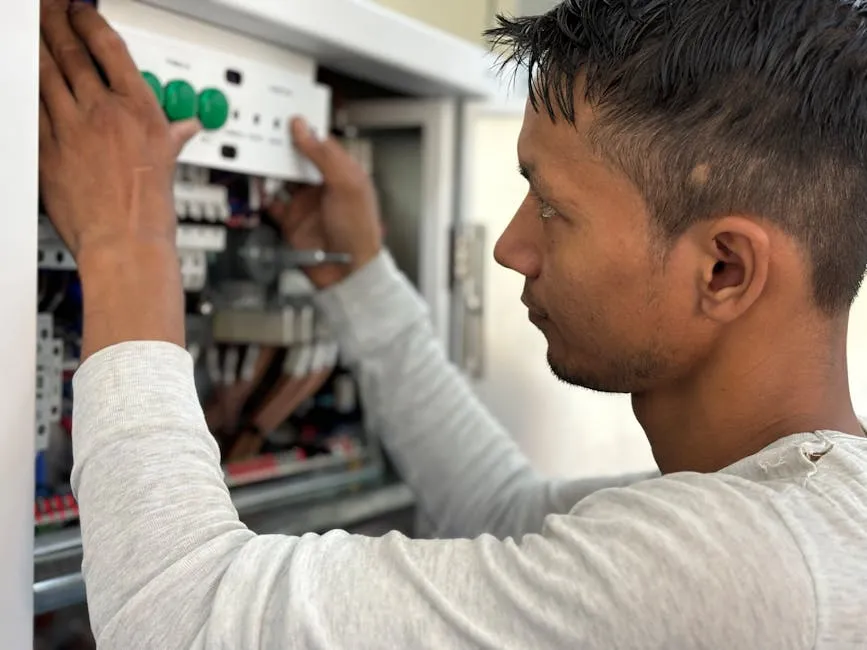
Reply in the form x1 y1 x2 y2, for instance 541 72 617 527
547 351 636 395
548 352 604 392
548 341 672 394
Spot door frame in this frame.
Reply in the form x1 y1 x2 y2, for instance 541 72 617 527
342 99 458 351
449 97 526 369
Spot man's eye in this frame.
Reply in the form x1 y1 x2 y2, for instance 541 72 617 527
539 202 557 220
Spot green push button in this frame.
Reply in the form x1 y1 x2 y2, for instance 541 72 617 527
164 80 197 121
197 88 230 130
141 71 164 106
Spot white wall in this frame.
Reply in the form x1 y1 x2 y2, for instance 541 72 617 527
465 111 867 479
0 1 39 644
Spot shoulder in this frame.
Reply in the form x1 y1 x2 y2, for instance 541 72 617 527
570 469 780 516
531 471 817 648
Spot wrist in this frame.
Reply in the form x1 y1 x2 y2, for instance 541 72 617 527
77 235 177 273
77 238 185 360
307 247 381 290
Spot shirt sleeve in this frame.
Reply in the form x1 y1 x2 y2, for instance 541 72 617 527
71 342 815 650
314 251 654 540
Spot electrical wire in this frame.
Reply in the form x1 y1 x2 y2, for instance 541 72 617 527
43 274 70 313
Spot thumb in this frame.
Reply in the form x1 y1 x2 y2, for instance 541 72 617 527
170 119 203 156
290 117 344 181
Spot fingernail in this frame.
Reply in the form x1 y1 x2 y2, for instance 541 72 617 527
291 117 314 142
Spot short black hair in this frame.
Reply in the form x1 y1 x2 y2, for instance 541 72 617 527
487 0 867 313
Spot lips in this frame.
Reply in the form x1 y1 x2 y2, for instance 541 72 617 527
521 293 548 320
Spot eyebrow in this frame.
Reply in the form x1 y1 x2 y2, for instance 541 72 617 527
518 163 553 199
519 162 577 220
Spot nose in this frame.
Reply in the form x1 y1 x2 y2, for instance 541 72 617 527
494 196 542 279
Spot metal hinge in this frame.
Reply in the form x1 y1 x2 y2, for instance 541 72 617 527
450 223 486 379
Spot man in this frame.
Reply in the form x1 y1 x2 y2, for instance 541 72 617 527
39 0 866 648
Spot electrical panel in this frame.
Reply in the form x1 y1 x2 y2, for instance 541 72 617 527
117 22 332 183
32 7 449 645
33 21 381 534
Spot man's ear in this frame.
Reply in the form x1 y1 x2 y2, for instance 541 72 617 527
695 216 770 323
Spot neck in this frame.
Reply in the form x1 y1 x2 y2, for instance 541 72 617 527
633 315 863 474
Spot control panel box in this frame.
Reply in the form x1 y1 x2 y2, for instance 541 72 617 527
116 23 331 183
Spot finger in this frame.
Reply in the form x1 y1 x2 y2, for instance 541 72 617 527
264 181 306 219
39 36 76 121
267 185 313 221
280 211 314 242
39 98 59 183
39 98 55 147
169 119 203 157
265 198 288 222
282 214 326 252
282 187 321 230
282 211 316 239
41 0 106 103
68 3 144 97
290 117 353 183
281 208 324 247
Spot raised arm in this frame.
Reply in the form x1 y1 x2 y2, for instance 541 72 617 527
311 249 649 539
71 349 813 650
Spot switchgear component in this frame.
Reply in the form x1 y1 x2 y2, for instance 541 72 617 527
164 80 198 121
173 181 231 223
35 314 62 454
232 226 352 287
283 250 352 266
197 88 230 130
179 250 208 292
176 225 227 252
38 217 77 271
141 71 164 106
116 22 331 182
212 307 298 346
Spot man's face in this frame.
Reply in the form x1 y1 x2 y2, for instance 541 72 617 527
494 99 710 393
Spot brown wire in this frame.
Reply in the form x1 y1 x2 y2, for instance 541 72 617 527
226 367 334 462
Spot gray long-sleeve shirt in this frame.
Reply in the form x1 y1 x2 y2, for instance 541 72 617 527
71 251 867 649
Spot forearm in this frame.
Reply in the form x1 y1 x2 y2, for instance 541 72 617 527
77 239 184 358
71 343 252 646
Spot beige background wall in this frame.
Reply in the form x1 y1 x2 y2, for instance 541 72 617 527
373 0 518 44
466 114 656 478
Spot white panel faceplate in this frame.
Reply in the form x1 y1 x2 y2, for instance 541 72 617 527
116 23 331 183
